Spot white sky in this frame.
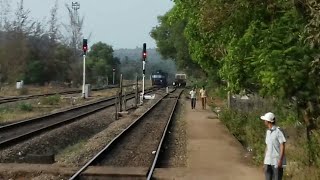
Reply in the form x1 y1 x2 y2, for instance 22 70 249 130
9 0 174 49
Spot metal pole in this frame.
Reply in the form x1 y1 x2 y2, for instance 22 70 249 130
119 74 123 112
142 60 145 96
135 73 138 108
113 71 115 85
82 54 86 98
141 43 147 104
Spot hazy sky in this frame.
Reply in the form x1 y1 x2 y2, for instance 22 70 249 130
10 0 174 49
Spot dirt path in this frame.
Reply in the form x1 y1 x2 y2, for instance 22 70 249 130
155 99 263 179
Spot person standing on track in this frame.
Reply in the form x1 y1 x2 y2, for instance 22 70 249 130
199 86 207 110
261 112 286 180
189 87 197 109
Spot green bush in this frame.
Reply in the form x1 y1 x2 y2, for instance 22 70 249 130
18 103 33 112
0 106 12 114
41 94 61 105
213 87 228 99
220 108 265 164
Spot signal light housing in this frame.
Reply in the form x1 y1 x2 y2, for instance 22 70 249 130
83 39 88 54
142 43 147 59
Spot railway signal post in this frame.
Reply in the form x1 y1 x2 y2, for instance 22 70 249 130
140 43 147 104
82 39 88 98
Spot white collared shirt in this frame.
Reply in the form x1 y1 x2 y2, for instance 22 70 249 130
264 125 286 166
189 90 196 99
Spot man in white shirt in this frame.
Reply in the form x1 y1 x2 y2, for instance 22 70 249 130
189 88 197 109
261 112 286 180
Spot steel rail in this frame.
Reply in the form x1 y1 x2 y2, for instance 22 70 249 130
0 84 136 104
69 88 180 180
146 90 183 180
0 88 156 149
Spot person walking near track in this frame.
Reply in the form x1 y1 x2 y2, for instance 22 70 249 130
189 87 197 109
199 86 207 110
261 112 286 180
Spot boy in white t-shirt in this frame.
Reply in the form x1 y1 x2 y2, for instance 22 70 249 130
189 88 197 109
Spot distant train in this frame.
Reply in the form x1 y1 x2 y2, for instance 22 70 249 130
173 73 187 87
151 70 168 87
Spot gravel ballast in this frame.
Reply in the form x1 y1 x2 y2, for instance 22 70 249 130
0 89 170 179
157 94 187 167
96 90 181 167
55 91 167 166
0 90 166 164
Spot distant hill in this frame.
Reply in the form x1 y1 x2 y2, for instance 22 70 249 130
113 48 177 81
113 48 166 62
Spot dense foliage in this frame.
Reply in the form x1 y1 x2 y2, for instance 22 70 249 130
151 0 320 170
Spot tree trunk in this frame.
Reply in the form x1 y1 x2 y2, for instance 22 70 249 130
300 102 317 166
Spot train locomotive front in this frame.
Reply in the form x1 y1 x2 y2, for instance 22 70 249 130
174 73 187 87
151 70 168 87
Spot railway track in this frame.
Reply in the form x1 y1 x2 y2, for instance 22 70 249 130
0 88 156 150
0 84 128 105
69 88 183 180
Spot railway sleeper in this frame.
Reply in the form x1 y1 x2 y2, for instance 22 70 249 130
78 166 147 180
23 153 55 164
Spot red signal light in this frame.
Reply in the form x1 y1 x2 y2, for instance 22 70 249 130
142 43 147 59
83 39 88 53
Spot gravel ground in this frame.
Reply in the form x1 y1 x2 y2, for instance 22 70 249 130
55 90 167 167
97 90 181 167
0 89 118 124
157 93 187 168
0 107 116 163
0 89 168 180
0 90 166 164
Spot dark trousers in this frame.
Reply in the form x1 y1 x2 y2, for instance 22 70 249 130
264 165 283 180
191 98 196 109
201 97 206 109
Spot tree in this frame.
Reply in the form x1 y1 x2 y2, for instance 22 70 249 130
2 0 33 82
48 0 59 46
0 0 11 31
86 42 120 85
166 0 320 165
64 3 84 58
151 9 204 78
